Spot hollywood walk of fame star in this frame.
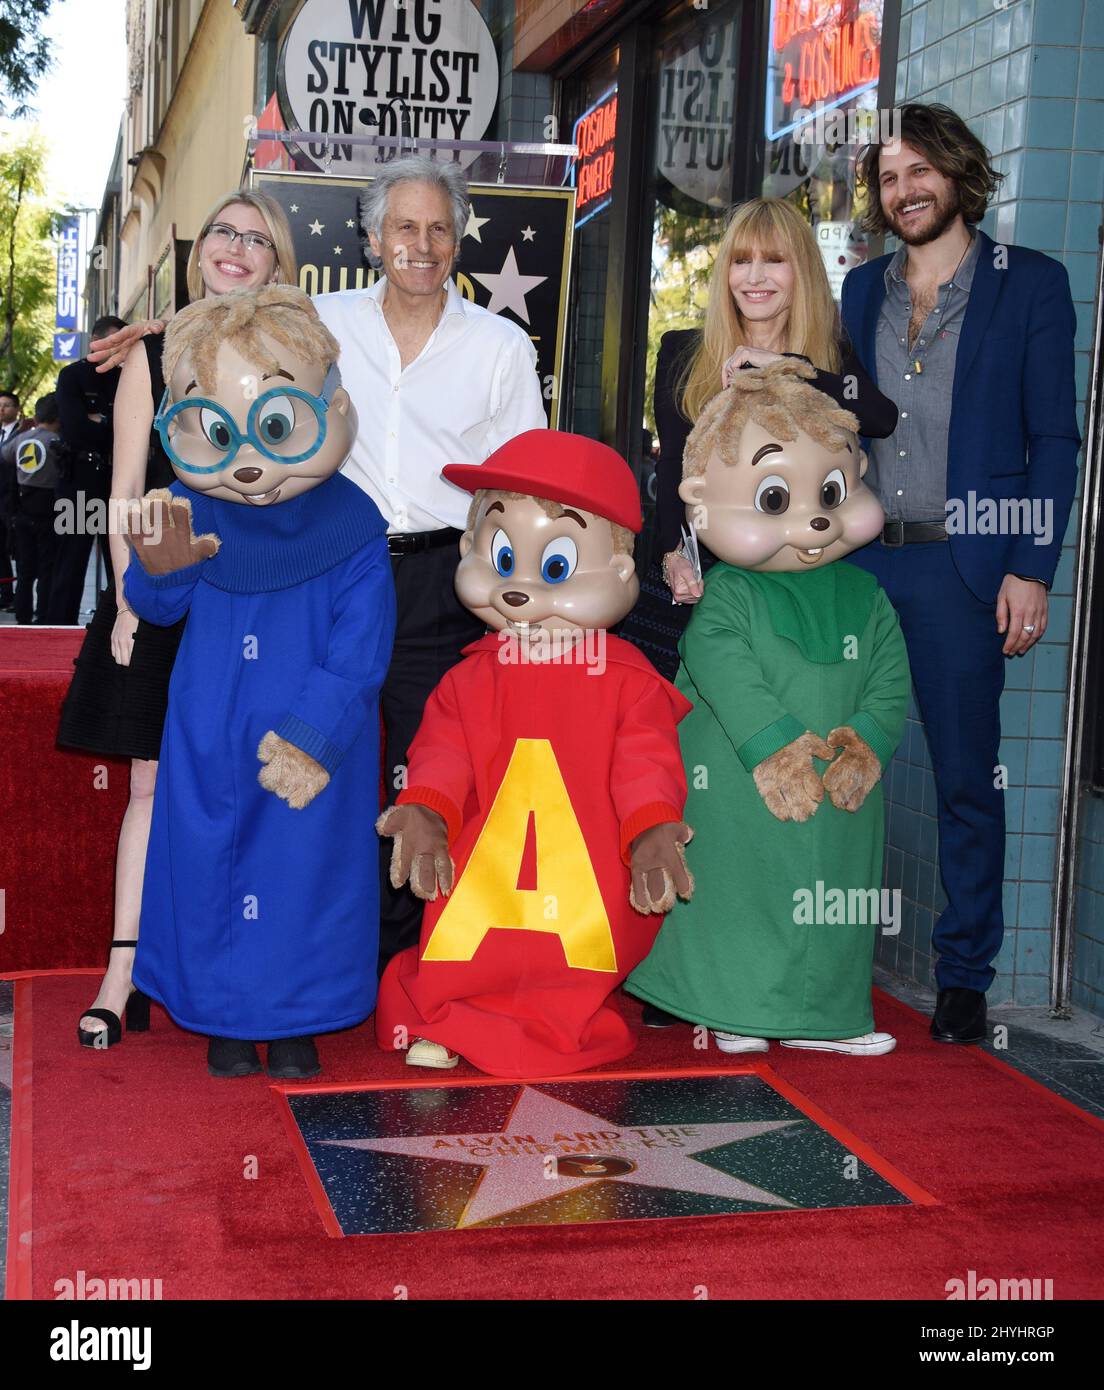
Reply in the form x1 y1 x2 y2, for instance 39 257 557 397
521 226 536 241
471 247 548 325
320 1086 799 1228
308 219 324 236
464 208 490 242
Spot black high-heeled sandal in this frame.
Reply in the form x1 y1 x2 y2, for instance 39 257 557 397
77 939 151 1049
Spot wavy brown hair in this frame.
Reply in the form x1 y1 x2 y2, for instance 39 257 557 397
857 103 1004 235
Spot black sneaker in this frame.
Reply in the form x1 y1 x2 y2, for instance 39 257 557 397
641 1002 681 1028
207 1037 262 1077
266 1035 321 1079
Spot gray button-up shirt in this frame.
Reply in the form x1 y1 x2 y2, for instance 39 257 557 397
869 233 980 521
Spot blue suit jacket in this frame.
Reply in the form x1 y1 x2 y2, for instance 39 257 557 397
840 230 1081 603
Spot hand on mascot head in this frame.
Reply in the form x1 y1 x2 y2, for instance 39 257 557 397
678 361 883 573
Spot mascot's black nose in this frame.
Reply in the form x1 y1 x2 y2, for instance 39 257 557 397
234 467 264 484
809 516 830 532
501 591 530 608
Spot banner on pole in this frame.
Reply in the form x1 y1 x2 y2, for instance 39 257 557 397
55 216 81 331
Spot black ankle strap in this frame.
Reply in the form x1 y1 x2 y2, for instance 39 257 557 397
110 939 139 948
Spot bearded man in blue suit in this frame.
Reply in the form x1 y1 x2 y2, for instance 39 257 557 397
840 103 1080 1044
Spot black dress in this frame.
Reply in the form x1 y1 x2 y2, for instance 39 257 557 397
618 328 899 682
56 334 186 761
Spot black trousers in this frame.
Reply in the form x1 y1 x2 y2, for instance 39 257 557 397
378 539 484 966
48 465 113 624
11 490 58 624
0 513 13 606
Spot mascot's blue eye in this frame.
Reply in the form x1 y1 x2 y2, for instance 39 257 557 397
257 395 296 446
200 408 234 452
540 536 578 584
490 527 515 577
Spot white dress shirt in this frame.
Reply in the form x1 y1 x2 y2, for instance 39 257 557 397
314 276 547 533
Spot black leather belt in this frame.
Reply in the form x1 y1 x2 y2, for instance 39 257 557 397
881 520 948 547
387 527 463 556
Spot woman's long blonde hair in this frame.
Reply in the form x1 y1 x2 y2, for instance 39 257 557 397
185 189 298 301
680 198 841 423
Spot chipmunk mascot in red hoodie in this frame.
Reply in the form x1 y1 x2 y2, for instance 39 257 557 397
375 430 693 1077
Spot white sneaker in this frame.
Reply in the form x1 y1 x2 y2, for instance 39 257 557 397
711 1031 770 1054
406 1037 460 1069
779 1032 897 1056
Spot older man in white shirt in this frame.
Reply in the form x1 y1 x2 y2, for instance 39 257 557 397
314 155 546 964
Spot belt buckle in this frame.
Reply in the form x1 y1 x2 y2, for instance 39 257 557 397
883 520 905 548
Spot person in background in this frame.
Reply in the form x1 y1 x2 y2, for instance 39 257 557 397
0 390 27 611
841 104 1080 1045
620 197 897 688
48 318 127 624
60 191 297 1066
1 392 62 623
312 155 548 969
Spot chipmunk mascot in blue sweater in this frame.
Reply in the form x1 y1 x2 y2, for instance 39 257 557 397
123 286 395 1080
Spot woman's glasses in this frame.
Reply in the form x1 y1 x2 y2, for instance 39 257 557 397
203 222 277 256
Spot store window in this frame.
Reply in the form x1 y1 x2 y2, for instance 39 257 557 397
561 45 620 443
641 0 744 444
762 0 890 298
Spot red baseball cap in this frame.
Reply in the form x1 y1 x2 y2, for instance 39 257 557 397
442 429 643 533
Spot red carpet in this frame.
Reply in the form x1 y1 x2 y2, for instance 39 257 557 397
0 630 128 973
8 976 1104 1300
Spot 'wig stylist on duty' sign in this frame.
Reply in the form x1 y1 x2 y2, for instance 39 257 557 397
277 0 500 172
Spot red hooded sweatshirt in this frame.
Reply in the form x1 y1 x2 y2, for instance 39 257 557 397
375 632 691 1076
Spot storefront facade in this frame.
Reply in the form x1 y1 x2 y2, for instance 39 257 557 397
106 0 1103 1019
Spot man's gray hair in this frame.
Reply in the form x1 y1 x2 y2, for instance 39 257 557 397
359 156 470 269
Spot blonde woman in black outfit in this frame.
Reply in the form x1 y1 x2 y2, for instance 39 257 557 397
61 191 297 1058
622 197 897 683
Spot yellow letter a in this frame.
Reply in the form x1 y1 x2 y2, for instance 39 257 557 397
421 738 616 972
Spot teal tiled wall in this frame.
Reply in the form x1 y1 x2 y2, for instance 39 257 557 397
880 0 1101 1010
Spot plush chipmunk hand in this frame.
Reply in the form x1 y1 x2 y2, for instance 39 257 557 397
629 822 695 914
753 731 837 823
257 731 330 810
821 726 881 812
376 804 455 901
124 489 220 575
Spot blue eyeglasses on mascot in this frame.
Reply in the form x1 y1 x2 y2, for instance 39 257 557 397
123 285 396 1077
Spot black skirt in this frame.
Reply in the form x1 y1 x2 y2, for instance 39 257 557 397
56 585 185 762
